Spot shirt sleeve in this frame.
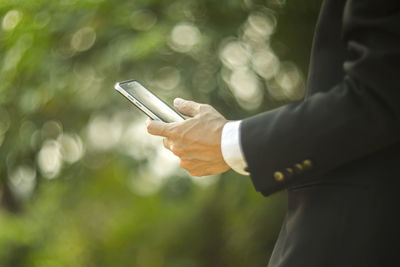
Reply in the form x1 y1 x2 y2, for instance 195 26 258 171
221 120 250 176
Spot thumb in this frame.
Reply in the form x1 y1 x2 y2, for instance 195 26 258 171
174 98 202 117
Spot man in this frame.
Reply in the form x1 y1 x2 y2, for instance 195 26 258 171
147 0 400 266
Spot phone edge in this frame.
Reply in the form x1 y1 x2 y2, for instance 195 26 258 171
114 81 162 121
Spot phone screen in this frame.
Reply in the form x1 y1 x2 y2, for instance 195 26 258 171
117 80 184 123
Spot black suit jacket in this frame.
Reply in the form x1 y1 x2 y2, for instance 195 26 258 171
240 0 400 266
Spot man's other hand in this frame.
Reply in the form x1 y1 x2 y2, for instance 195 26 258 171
146 98 230 177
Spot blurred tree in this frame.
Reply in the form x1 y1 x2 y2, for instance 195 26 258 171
0 0 321 266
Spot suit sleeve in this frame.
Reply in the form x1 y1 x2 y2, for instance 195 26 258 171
241 0 400 196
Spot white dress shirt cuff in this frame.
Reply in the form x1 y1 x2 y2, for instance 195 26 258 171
221 120 249 176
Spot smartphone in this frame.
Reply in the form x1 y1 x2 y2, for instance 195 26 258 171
114 80 185 123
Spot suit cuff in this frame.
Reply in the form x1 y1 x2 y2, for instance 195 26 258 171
221 121 250 176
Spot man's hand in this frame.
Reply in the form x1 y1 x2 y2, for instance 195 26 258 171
146 98 230 177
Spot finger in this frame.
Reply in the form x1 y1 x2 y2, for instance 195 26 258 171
145 118 152 127
174 98 202 117
146 119 170 137
179 160 209 177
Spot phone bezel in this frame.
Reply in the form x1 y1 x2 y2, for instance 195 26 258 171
114 80 184 122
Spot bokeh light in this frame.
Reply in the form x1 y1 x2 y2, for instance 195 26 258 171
2 9 22 31
243 10 277 42
252 48 280 80
38 140 63 179
71 26 96 52
268 62 305 101
154 66 181 91
169 22 201 53
9 165 36 200
131 10 157 31
229 68 263 110
2 34 33 72
33 11 51 29
119 117 159 160
86 114 123 151
220 40 251 69
59 133 84 164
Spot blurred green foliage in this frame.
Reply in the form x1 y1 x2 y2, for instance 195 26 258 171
0 0 321 266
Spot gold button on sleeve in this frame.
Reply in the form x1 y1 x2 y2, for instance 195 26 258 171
286 168 294 175
303 159 313 169
294 163 303 172
274 171 285 182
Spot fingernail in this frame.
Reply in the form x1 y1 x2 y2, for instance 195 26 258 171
174 98 183 106
145 118 151 127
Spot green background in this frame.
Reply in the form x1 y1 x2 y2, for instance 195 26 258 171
0 0 321 266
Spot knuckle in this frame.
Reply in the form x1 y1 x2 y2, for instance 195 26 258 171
180 159 189 169
146 124 153 133
199 104 211 113
190 170 201 177
199 104 206 113
171 147 183 157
